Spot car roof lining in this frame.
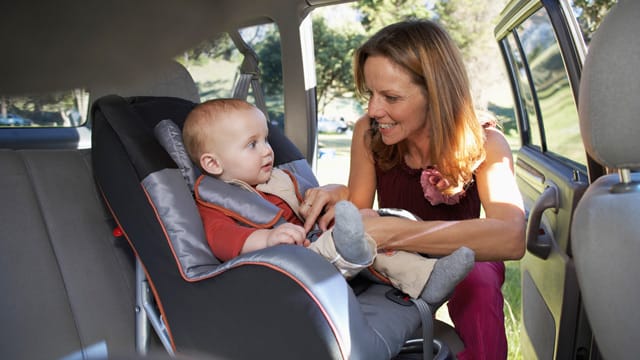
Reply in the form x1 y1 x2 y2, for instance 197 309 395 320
0 0 342 96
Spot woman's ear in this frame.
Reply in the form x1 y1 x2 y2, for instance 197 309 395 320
200 153 223 175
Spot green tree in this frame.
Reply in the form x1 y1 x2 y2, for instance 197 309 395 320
433 0 507 109
313 15 366 113
254 29 284 99
573 0 617 43
181 35 236 65
357 0 433 34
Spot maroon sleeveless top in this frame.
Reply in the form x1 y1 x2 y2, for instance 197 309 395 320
375 161 481 221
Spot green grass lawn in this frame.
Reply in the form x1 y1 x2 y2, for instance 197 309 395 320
317 133 523 358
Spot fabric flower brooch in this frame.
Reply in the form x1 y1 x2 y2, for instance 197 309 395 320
420 166 466 206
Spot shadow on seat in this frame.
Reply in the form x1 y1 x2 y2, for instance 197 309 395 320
572 0 640 358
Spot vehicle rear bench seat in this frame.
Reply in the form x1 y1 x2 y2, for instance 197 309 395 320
0 148 140 359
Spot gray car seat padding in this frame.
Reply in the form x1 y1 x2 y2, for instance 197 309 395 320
0 149 136 359
151 119 442 360
572 1 640 359
92 94 431 359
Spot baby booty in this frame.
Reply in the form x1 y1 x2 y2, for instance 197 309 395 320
420 246 474 310
333 200 375 266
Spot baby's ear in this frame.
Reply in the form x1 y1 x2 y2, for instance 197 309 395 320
200 153 223 176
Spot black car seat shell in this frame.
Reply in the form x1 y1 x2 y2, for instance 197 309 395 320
91 94 429 359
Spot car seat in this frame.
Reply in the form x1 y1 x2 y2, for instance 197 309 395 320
571 0 640 358
90 90 459 359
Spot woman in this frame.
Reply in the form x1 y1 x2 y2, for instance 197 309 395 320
305 20 525 359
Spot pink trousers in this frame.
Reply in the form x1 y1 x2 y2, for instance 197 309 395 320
447 261 507 360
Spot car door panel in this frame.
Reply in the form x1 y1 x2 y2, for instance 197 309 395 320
495 0 602 357
516 146 587 359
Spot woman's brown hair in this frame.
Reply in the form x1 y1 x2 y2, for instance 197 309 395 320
353 20 486 195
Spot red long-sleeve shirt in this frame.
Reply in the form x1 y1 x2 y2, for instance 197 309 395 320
197 191 303 261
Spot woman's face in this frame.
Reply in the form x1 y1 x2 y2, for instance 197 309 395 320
363 55 429 146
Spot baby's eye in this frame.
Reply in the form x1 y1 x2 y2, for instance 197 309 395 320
248 140 257 149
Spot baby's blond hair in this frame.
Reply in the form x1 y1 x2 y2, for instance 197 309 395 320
182 98 258 165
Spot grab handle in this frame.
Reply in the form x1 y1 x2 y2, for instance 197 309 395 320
526 183 558 259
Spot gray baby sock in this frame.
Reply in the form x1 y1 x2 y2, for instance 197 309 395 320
332 200 375 265
420 246 475 309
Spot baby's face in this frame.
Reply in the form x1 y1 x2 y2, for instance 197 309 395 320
210 108 274 185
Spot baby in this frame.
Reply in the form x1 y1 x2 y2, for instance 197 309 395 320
182 98 474 309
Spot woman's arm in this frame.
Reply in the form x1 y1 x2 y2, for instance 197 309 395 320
301 115 375 231
362 129 525 261
348 115 378 208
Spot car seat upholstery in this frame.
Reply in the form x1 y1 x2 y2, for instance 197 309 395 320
0 148 137 359
90 93 438 359
89 60 201 106
572 0 640 358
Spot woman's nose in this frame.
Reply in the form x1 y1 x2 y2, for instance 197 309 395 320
367 95 384 118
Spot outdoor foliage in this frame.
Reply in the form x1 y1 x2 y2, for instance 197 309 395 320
357 0 432 33
573 0 617 43
312 15 366 113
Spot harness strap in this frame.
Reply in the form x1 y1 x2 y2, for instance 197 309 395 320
410 298 434 360
194 168 310 229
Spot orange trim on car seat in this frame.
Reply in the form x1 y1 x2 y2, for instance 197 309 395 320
281 168 305 203
139 184 208 282
222 260 349 360
97 184 178 353
193 175 285 229
108 183 348 359
140 184 348 359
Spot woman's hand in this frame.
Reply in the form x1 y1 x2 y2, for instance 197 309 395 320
300 184 348 232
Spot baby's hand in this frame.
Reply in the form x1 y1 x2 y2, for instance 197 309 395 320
266 223 307 247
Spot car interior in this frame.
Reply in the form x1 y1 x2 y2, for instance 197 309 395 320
0 0 636 359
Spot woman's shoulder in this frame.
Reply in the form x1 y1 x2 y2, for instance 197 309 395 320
484 127 511 151
353 114 372 133
478 126 514 171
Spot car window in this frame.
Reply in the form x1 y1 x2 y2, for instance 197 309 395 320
504 7 586 168
0 89 89 128
505 34 542 152
176 23 285 130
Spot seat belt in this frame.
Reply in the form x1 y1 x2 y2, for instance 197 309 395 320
229 30 270 122
411 298 434 360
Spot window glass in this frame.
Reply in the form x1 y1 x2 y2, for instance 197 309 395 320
505 34 542 151
0 90 89 128
177 33 242 101
310 5 365 187
571 0 618 45
515 8 586 166
176 23 284 130
240 23 285 130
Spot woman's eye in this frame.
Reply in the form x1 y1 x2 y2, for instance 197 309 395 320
385 95 400 102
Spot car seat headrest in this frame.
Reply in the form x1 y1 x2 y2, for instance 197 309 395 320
578 0 640 170
90 60 200 106
154 119 201 191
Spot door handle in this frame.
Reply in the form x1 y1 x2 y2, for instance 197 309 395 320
526 183 559 259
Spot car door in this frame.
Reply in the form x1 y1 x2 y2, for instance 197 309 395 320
495 0 606 358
